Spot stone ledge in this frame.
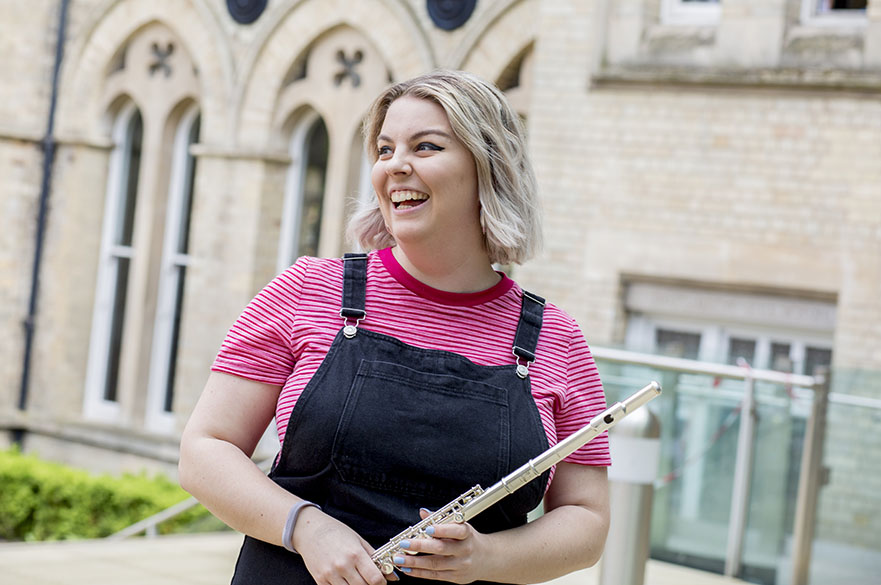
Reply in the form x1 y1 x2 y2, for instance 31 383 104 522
0 411 181 464
594 64 881 92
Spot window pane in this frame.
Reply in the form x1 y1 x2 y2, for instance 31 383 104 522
297 117 328 258
656 329 701 359
770 342 793 373
804 347 832 376
176 115 200 255
116 110 143 246
104 257 130 402
727 337 756 366
163 265 187 412
831 0 867 9
817 0 867 11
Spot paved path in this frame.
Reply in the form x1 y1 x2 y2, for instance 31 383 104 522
0 532 748 585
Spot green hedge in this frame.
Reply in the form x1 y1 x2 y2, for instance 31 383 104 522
0 448 212 541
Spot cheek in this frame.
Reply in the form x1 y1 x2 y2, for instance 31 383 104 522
370 163 385 194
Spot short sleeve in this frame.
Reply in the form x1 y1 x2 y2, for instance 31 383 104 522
557 331 611 466
211 259 310 386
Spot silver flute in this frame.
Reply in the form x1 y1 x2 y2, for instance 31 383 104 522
372 381 662 574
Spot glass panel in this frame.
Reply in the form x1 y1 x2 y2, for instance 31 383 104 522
297 117 328 258
804 347 832 377
176 115 200 255
596 360 820 583
727 337 757 366
103 257 130 402
771 342 793 373
656 329 701 360
740 381 806 584
115 110 142 247
164 113 200 412
815 0 867 12
822 0 867 10
599 363 739 574
163 265 186 412
809 369 881 585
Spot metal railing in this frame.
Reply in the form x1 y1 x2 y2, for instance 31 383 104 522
591 346 829 585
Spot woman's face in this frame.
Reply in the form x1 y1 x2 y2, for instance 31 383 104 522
371 96 482 250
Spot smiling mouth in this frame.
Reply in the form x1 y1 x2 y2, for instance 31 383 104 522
391 190 429 209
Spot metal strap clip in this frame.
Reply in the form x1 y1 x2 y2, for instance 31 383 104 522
340 308 366 338
512 346 535 379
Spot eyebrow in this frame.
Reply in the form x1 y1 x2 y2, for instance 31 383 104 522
377 129 453 142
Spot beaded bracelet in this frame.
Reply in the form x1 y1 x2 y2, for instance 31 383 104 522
282 500 321 553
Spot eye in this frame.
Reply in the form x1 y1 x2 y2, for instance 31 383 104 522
416 142 443 152
377 145 393 158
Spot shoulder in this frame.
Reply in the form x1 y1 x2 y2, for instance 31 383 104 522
277 255 346 295
514 287 584 351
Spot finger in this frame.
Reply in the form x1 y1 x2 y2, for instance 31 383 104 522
398 536 453 556
394 550 454 574
355 555 388 585
425 522 470 541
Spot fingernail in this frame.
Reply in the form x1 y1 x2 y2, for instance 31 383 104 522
420 507 432 514
399 540 410 549
425 526 435 536
393 556 406 565
401 568 412 574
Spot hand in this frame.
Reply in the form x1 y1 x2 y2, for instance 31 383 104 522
391 509 492 583
294 507 398 585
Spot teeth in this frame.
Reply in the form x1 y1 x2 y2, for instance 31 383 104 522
390 190 429 203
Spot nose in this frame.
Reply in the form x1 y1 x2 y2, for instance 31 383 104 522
385 150 412 176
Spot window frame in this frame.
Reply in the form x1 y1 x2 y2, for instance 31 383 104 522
800 0 868 27
661 0 722 26
83 101 143 421
626 314 834 376
277 110 328 273
145 104 201 433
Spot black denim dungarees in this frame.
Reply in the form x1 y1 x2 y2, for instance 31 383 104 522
231 254 551 585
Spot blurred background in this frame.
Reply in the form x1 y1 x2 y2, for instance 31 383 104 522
1 1 879 584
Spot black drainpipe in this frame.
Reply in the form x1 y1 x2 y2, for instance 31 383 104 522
15 0 72 445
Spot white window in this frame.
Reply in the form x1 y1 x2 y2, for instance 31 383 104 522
277 111 329 272
624 281 834 375
661 0 721 26
801 0 868 25
815 0 868 12
145 105 200 432
84 102 143 420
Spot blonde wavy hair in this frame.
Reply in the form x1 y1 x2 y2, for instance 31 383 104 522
347 69 542 265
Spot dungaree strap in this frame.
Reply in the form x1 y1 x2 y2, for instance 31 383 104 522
512 291 545 376
341 254 368 319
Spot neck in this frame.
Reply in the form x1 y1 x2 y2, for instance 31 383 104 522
391 243 500 294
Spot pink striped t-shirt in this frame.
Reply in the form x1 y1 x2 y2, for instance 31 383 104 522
212 248 610 467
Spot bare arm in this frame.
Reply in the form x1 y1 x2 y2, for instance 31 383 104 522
179 371 389 585
179 371 294 543
394 462 610 584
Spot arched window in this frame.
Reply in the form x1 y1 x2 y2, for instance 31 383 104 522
84 102 143 418
84 22 201 429
146 104 200 431
277 112 329 271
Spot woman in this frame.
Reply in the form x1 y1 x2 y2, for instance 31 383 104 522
179 69 610 585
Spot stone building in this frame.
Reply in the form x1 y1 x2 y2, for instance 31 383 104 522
2 1 879 583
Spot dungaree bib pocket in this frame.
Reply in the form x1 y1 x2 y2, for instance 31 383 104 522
332 359 511 504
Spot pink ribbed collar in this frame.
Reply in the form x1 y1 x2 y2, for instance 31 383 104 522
378 247 514 306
